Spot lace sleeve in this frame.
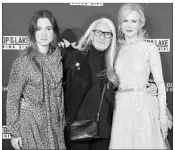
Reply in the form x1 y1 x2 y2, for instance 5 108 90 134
148 43 172 128
6 58 26 138
148 43 166 117
148 43 173 140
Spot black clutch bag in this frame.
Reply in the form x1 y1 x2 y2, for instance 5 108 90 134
66 85 106 142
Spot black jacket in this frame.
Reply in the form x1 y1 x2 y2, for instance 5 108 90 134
62 45 115 139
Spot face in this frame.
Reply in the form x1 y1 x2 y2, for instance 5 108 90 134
92 22 112 51
121 10 142 40
35 17 54 48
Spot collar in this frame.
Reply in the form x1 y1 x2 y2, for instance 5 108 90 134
90 45 106 57
32 47 54 58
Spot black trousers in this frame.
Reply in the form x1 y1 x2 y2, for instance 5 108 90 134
68 138 110 150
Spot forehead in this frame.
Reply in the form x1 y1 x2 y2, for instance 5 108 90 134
125 10 141 20
37 17 52 27
95 22 111 32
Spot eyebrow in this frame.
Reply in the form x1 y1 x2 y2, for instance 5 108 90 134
96 29 111 32
124 18 139 20
36 25 52 28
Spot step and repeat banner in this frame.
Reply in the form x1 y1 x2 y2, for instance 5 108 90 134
2 3 173 150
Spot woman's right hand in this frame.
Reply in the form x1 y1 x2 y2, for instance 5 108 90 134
58 39 77 48
11 137 22 149
20 98 29 110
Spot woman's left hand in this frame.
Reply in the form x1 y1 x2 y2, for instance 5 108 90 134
146 82 157 96
160 119 169 139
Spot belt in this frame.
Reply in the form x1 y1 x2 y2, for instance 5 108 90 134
118 86 146 93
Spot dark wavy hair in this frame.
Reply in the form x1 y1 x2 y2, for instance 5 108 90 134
29 9 60 45
21 10 61 71
22 10 60 55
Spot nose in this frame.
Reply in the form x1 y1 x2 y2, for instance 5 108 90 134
127 22 132 28
100 33 105 40
41 30 47 37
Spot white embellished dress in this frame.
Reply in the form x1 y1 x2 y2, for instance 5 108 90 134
109 41 171 149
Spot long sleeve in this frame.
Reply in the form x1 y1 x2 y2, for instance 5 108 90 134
6 58 26 138
148 43 167 118
148 43 172 138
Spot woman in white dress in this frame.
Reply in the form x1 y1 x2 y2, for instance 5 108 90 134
109 3 172 149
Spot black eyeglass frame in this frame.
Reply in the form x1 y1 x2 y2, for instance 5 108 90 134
93 29 113 39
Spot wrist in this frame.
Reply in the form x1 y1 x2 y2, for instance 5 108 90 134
159 116 168 121
159 108 167 118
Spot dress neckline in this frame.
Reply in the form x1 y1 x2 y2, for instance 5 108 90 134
122 39 144 46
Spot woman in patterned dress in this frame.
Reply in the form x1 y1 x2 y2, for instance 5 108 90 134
109 4 172 149
6 10 66 150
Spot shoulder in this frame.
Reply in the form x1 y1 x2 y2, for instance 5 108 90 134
12 55 29 71
145 42 160 57
138 41 159 55
51 47 62 59
146 42 158 49
144 41 158 51
64 45 86 58
12 55 28 67
137 40 156 48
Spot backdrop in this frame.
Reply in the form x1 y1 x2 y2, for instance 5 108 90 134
2 3 173 150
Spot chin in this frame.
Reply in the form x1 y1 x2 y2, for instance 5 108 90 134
41 43 50 46
98 48 106 51
95 45 106 51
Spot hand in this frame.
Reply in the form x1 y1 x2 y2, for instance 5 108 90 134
20 98 29 110
146 82 157 96
58 41 65 48
160 119 169 139
11 137 22 149
58 39 72 48
58 39 78 48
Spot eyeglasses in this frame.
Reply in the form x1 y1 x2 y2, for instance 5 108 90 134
93 30 113 39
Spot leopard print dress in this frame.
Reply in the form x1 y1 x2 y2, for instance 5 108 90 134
6 47 66 149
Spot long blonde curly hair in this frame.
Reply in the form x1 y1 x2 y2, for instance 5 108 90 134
117 3 146 45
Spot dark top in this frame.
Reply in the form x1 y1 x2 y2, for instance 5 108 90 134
62 45 115 139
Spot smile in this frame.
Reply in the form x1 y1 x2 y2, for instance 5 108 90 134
126 30 133 32
41 39 48 41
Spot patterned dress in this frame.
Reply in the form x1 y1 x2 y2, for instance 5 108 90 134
6 47 66 149
109 41 170 149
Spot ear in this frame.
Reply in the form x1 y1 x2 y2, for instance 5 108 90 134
140 22 145 28
89 33 93 41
